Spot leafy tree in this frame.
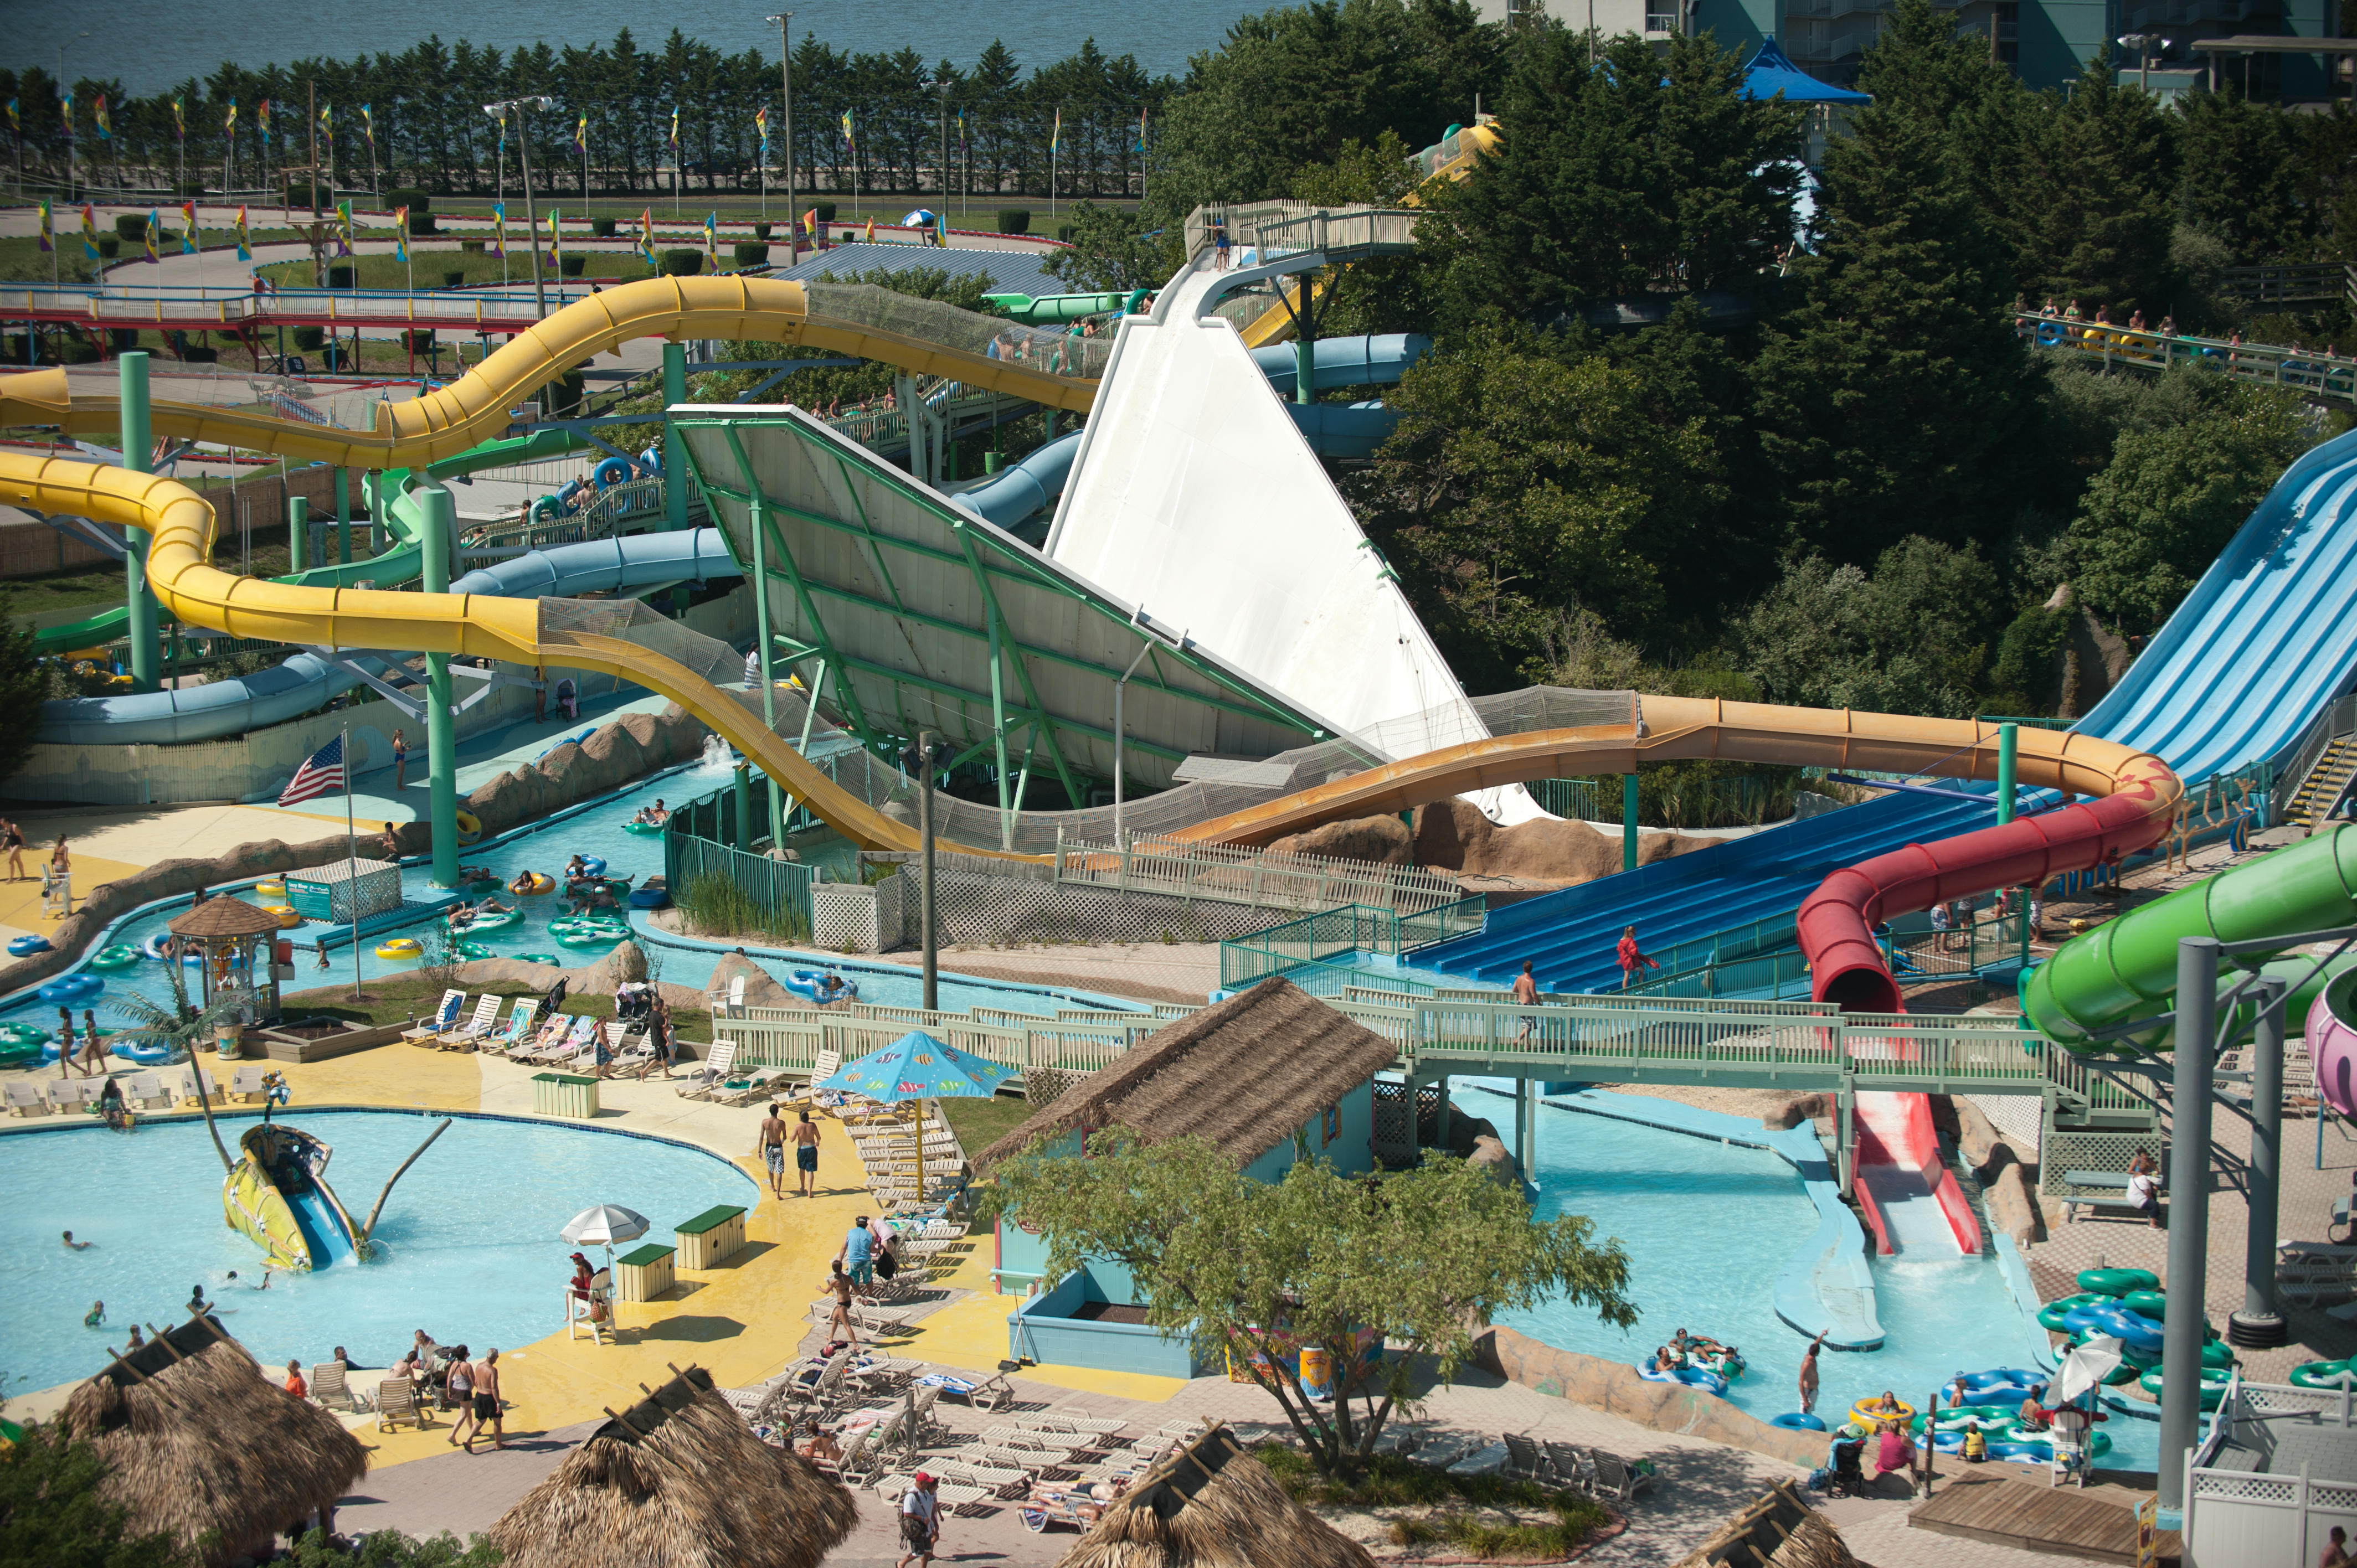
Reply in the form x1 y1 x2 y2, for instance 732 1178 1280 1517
1283 131 1444 337
0 1423 185 1568
0 621 50 781
1736 538 2008 718
1419 29 1804 336
282 1529 501 1568
1751 22 2042 566
1354 326 1725 685
1043 202 1170 292
2062 383 2314 636
2021 50 2178 312
994 1126 1634 1482
2174 91 2305 265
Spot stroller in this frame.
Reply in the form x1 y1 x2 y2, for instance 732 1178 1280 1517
1812 1438 1869 1498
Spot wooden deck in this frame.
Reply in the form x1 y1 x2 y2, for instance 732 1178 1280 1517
1910 1474 2181 1565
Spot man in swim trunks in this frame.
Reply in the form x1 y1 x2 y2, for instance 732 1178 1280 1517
759 1104 789 1198
793 1108 822 1198
1511 961 1541 1042
1798 1330 1828 1415
464 1348 505 1452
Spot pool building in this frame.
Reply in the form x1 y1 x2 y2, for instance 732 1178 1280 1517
979 979 1398 1376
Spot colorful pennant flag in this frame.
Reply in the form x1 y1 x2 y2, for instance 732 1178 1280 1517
1050 107 1060 154
703 210 718 263
802 207 818 239
172 95 185 143
637 208 656 262
668 106 680 151
180 201 199 254
840 110 854 148
143 208 159 262
491 200 507 257
496 111 507 159
336 199 354 257
361 103 374 149
1136 107 1149 155
863 215 875 243
94 95 110 142
224 99 238 141
574 111 588 154
547 208 563 264
393 207 408 264
258 98 271 148
35 199 51 254
233 205 251 262
79 203 97 260
60 92 73 138
755 104 769 154
320 103 334 162
6 98 18 136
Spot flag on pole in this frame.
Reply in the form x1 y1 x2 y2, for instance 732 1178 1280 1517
547 208 563 264
637 207 656 262
6 99 18 136
703 210 718 264
172 95 185 143
1051 107 1061 154
258 99 270 148
491 201 506 256
79 204 98 260
144 208 160 263
668 106 680 151
393 207 408 264
840 110 854 149
802 207 818 238
278 735 347 806
755 104 768 154
224 100 237 141
60 92 73 138
94 95 110 141
863 215 875 242
574 111 587 154
319 103 333 164
360 103 374 150
958 106 967 150
1136 106 1149 154
179 201 199 254
336 200 354 257
233 205 251 261
496 111 507 159
35 200 52 254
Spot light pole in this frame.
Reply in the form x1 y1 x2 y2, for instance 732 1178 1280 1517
930 78 951 218
2116 33 2173 90
899 731 945 1012
485 96 554 319
58 32 87 203
766 14 794 262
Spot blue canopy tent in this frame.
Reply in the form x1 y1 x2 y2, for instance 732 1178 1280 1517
1740 37 1872 104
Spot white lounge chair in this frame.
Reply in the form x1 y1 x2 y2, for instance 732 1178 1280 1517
121 1072 169 1110
676 1040 739 1100
404 989 467 1045
481 999 539 1058
438 993 503 1050
784 1049 842 1106
228 1064 270 1103
5 1079 51 1116
48 1079 96 1111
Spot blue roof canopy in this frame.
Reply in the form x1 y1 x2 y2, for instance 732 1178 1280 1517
1741 37 1872 105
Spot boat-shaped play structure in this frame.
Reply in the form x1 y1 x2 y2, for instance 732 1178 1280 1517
224 1121 361 1271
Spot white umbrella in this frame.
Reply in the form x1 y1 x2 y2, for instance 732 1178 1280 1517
2053 1334 2124 1404
561 1204 650 1247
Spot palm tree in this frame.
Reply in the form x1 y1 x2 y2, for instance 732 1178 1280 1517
109 959 245 1173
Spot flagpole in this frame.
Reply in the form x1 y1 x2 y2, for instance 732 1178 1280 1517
344 724 363 1002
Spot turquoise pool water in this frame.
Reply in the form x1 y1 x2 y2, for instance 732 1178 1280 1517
2 751 1146 1033
0 1109 758 1394
1486 1093 2164 1472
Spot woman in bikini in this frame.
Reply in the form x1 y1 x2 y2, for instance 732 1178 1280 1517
2 817 24 881
822 1261 861 1346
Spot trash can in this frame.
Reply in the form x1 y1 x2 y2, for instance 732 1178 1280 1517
532 1071 599 1118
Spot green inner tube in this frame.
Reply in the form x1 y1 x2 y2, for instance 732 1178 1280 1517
0 1022 49 1045
514 953 559 965
2076 1267 2160 1297
2119 1289 2167 1320
2292 1359 2357 1389
557 931 622 950
2037 1292 2111 1331
1913 1404 2020 1434
89 945 142 970
2140 1366 2233 1409
455 941 493 961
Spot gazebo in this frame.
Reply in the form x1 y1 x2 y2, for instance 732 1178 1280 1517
488 1364 858 1568
1054 1421 1378 1568
54 1314 368 1567
166 895 286 1030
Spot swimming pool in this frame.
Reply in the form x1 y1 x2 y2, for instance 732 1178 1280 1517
1487 1092 2164 1472
1 1108 758 1393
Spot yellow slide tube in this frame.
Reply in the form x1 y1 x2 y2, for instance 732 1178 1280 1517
0 276 1097 469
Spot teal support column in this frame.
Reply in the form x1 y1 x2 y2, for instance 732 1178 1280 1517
370 473 388 555
662 342 689 533
734 761 754 851
747 489 784 840
1996 722 2018 825
288 496 308 575
416 484 460 888
1294 280 1316 408
119 352 160 694
1622 772 1640 873
334 467 352 564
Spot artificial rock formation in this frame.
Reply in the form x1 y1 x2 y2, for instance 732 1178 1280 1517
1411 798 1714 883
1262 813 1414 866
1475 1325 1825 1469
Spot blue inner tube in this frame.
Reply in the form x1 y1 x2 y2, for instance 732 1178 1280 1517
593 455 632 489
142 931 172 960
38 976 101 1004
2036 321 2064 345
578 855 608 877
1772 1412 1826 1431
7 935 52 956
1634 1363 1730 1396
109 1040 174 1065
627 888 671 909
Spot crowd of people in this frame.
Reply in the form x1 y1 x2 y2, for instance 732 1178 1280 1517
388 1330 509 1452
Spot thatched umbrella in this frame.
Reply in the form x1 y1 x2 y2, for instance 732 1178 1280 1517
1054 1422 1377 1568
53 1313 368 1568
488 1362 858 1568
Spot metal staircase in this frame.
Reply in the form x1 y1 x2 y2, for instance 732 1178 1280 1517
2287 736 2357 829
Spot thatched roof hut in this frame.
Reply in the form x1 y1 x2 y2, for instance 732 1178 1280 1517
53 1313 368 1568
167 896 286 938
976 978 1400 1170
488 1363 858 1568
1054 1421 1377 1567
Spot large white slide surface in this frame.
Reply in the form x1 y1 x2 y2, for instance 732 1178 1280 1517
1046 255 1538 821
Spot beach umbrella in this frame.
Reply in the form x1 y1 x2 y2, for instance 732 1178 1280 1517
560 1203 650 1275
816 1029 1013 1203
2053 1335 2123 1404
901 209 936 228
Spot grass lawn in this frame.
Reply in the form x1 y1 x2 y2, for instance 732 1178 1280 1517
2 566 143 620
937 1089 1033 1156
0 227 339 287
1253 1444 1613 1560
257 249 667 292
281 971 714 1044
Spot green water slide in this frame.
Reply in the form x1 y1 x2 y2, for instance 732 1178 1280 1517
28 428 588 653
2024 824 2357 1055
981 289 1150 326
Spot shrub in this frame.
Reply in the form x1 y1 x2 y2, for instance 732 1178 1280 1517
386 187 431 213
327 264 355 289
996 208 1030 235
813 201 837 224
660 248 703 277
179 344 218 363
107 328 141 351
560 254 586 278
733 241 770 267
442 269 464 288
114 214 148 241
292 325 326 350
176 182 206 199
96 238 118 259
1056 224 1075 244
283 184 327 211
591 216 616 238
460 239 485 253
403 329 435 352
754 221 773 240
53 335 101 364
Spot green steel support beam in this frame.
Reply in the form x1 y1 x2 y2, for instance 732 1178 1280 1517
830 452 909 613
950 517 1086 813
418 483 460 889
119 352 159 694
1623 773 1640 873
745 457 786 839
288 495 308 574
662 342 689 533
335 467 352 564
987 609 1012 849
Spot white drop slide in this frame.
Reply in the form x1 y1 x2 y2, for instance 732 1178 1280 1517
1046 254 1542 823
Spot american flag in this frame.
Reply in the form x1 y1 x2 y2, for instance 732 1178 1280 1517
279 736 346 806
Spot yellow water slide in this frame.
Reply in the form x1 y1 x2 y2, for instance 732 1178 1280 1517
0 275 1098 467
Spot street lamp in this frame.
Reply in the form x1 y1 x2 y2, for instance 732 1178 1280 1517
2116 33 2174 91
898 731 948 1012
766 14 795 263
58 31 88 202
927 76 952 222
485 96 554 319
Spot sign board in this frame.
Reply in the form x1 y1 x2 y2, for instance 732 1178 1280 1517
2135 1494 2159 1568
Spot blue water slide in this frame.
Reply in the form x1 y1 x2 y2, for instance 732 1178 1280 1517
1424 787 1999 993
1286 400 1396 460
448 527 738 598
1250 334 1430 397
286 1184 357 1268
950 432 1083 530
2075 427 2357 783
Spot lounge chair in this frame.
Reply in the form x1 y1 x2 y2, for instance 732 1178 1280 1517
1543 1440 1595 1492
513 1016 577 1065
403 989 467 1045
438 993 503 1051
874 1473 991 1512
374 1374 434 1431
1589 1452 1654 1503
608 1031 656 1076
919 1456 1027 1499
808 1299 912 1338
4 1080 50 1116
784 1048 842 1106
121 1072 169 1110
310 1360 373 1413
718 1070 786 1108
228 1064 270 1103
676 1040 739 1100
480 999 539 1058
1502 1433 1550 1483
1011 1412 1127 1439
48 1079 96 1112
918 1364 1017 1412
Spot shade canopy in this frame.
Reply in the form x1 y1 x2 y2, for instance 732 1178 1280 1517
167 896 286 939
1741 38 1872 105
562 1204 652 1248
817 1029 1016 1104
2052 1335 2121 1403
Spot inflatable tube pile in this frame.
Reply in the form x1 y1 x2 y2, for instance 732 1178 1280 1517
2077 1267 2159 1298
1635 1363 1730 1396
2142 1365 2236 1409
2292 1359 2357 1390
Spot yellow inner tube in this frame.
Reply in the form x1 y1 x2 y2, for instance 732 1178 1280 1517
264 904 301 929
454 809 483 844
375 938 423 959
1851 1398 1916 1429
255 880 286 899
511 872 554 895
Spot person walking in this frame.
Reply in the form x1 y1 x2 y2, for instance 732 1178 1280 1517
822 1261 861 1345
76 1015 107 1078
56 1007 75 1078
758 1102 789 1199
896 1472 943 1567
463 1348 505 1452
1798 1330 1828 1416
391 729 408 791
838 1215 876 1288
444 1348 477 1438
1616 926 1660 990
1511 960 1541 1043
2 816 24 881
792 1108 823 1199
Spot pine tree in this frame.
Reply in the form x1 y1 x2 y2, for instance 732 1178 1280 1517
2023 49 2179 311
1751 47 2042 566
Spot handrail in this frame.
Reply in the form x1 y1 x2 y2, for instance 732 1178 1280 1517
2012 312 2357 406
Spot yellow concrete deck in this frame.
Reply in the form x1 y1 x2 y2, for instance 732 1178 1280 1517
7 1036 1185 1464
0 849 146 950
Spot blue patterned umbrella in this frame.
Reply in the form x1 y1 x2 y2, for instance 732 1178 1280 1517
817 1029 1015 1104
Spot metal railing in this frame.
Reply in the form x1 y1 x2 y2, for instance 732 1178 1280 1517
1053 834 1473 922
2013 313 2357 406
2276 693 2357 828
714 1002 1145 1079
1217 896 1488 991
1181 202 1418 260
2217 261 2352 307
664 783 817 934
